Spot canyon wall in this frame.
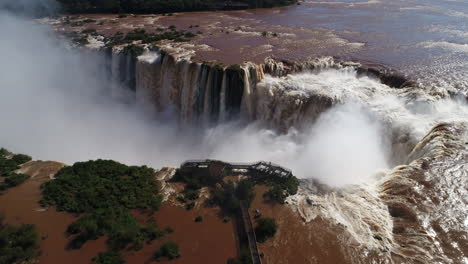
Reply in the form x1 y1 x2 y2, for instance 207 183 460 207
108 47 411 130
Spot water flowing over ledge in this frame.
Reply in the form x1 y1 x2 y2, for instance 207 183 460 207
106 46 415 131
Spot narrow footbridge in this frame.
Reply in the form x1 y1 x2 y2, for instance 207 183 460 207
240 201 262 264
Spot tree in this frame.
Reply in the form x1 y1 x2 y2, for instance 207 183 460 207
254 218 277 243
263 184 287 204
92 251 125 264
153 241 181 261
0 221 39 264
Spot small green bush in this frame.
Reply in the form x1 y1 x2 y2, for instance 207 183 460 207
0 220 39 264
83 19 97 24
92 251 124 264
122 44 145 57
5 173 30 187
184 189 199 201
153 241 180 261
82 28 97 35
255 218 277 243
185 202 195 210
11 154 32 165
0 148 33 190
263 184 287 204
0 148 10 157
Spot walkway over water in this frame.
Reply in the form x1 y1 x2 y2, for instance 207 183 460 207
180 159 292 178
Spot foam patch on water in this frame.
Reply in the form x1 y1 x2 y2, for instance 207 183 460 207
418 41 468 53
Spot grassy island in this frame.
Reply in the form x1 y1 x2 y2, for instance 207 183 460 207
41 159 175 263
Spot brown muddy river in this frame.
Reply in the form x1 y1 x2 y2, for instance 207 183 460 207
53 0 468 95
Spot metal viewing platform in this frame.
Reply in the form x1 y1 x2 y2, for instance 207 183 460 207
180 159 293 178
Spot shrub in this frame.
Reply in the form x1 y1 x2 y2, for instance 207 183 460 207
83 19 97 24
0 148 10 157
164 227 174 234
255 173 299 204
254 218 277 243
5 173 30 187
185 202 195 210
0 221 39 264
0 148 32 190
153 241 180 261
92 251 124 264
67 207 164 251
184 32 196 38
212 182 241 215
11 154 32 165
82 28 97 35
73 36 89 45
263 184 287 204
122 44 145 57
236 179 255 205
194 216 203 222
184 189 199 201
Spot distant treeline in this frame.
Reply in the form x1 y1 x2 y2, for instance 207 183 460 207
57 0 297 14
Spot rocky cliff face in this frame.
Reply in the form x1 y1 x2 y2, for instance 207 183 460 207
108 46 412 130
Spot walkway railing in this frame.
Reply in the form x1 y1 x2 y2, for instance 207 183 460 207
180 160 293 178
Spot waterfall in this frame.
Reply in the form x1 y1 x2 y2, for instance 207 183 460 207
108 48 414 130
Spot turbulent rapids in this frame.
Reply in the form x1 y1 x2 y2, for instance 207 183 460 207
104 46 468 263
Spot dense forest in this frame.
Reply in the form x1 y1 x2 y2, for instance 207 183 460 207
57 0 297 14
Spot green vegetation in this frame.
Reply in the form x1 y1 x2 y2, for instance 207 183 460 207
174 161 298 208
257 173 299 204
173 165 224 190
82 28 98 35
0 148 32 191
164 227 174 234
254 217 277 243
153 241 181 261
41 160 167 261
92 251 125 264
4 173 30 188
83 18 97 23
122 44 145 56
0 216 39 264
212 179 254 215
73 35 90 46
41 159 162 213
227 64 244 75
105 27 197 49
57 0 297 14
184 189 199 201
66 207 163 250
